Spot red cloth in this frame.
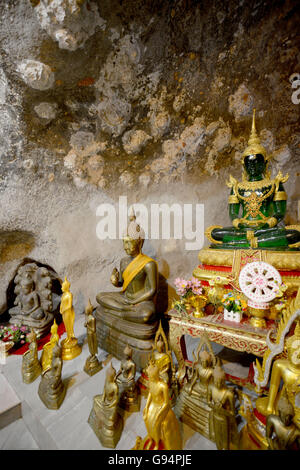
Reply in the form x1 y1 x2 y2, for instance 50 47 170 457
10 322 65 355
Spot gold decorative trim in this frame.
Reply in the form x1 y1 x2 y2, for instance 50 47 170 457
228 195 239 204
197 248 300 271
273 191 287 201
204 225 223 245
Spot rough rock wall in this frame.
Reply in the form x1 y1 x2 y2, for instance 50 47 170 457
0 0 299 314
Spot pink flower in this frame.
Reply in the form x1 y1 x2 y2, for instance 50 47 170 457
192 286 203 295
174 278 190 296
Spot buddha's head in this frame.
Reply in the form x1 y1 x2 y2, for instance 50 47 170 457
146 359 159 381
52 343 62 359
286 321 300 368
200 350 212 368
156 337 165 353
124 344 133 359
277 395 294 426
50 319 58 336
106 362 116 382
61 277 71 293
21 279 34 294
28 328 37 343
122 210 145 256
213 364 226 389
242 109 268 180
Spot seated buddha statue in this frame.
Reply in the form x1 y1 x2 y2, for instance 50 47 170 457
187 349 214 398
256 320 300 427
206 110 300 250
266 394 300 450
116 344 140 412
38 343 66 410
40 319 59 371
22 329 42 384
88 363 123 448
95 212 159 371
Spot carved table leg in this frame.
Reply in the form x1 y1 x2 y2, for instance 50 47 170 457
168 322 186 382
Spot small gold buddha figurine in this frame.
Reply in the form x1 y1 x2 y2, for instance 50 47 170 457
256 320 300 426
134 360 182 450
88 362 123 448
38 343 66 410
59 277 82 361
40 319 59 371
187 349 214 397
116 344 140 412
266 393 300 450
83 299 102 376
22 329 42 384
174 334 215 439
95 211 159 371
207 363 238 450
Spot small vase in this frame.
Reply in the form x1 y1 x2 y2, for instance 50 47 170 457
224 309 242 323
189 294 207 318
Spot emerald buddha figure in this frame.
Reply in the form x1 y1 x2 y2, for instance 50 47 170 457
95 211 159 371
206 110 300 250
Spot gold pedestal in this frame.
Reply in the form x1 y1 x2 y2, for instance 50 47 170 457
61 337 82 361
84 355 102 376
88 395 123 448
249 307 268 329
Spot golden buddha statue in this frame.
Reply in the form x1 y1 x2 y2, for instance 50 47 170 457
205 109 300 250
38 343 66 410
83 299 102 376
22 329 42 384
187 349 214 398
88 363 123 448
134 360 182 450
95 212 159 371
59 277 82 361
116 344 140 412
40 319 59 371
266 394 300 450
256 320 300 427
174 334 215 439
207 363 238 450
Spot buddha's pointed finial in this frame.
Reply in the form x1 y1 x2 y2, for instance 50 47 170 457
123 205 145 240
242 108 267 160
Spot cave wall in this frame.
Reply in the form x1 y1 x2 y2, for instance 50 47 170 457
0 0 299 314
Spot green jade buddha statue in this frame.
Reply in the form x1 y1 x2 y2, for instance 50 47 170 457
206 110 300 250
